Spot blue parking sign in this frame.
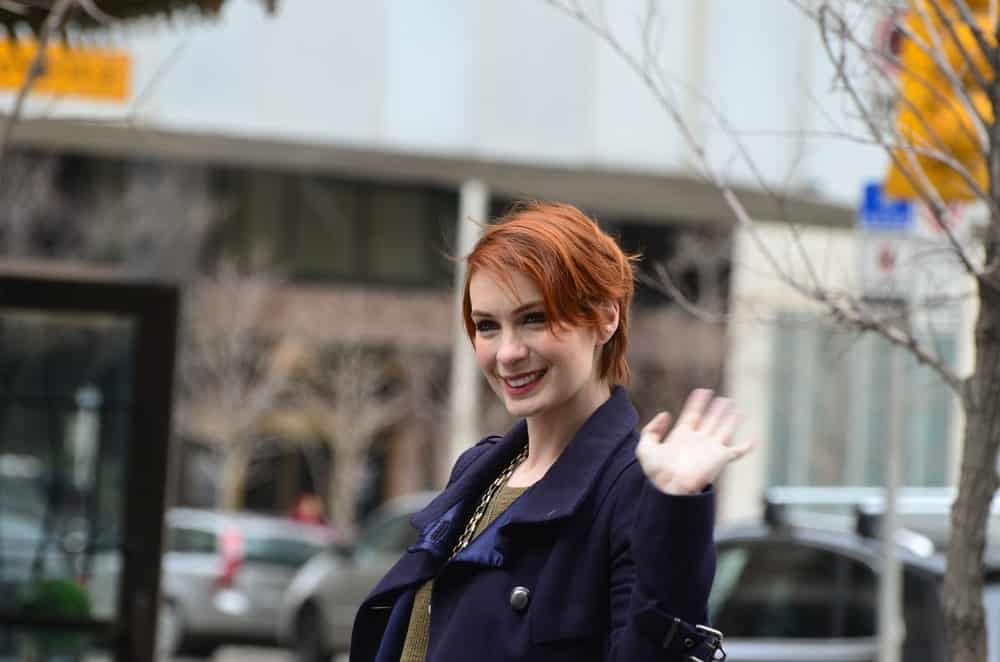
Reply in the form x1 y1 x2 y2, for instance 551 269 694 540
859 182 914 232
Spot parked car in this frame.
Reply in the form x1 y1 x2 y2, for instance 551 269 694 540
712 501 1000 662
91 507 332 658
279 487 1000 662
278 491 436 662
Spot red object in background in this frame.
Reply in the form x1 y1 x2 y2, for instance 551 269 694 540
879 245 897 272
216 526 243 588
289 493 327 526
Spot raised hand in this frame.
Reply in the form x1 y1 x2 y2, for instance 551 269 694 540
635 389 755 496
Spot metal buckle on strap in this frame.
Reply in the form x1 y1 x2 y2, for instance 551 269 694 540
687 624 726 662
662 617 682 649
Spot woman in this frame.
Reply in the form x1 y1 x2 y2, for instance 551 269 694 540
350 202 753 662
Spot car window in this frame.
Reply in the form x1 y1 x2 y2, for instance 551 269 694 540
356 513 417 558
984 584 1000 662
167 527 216 554
711 541 877 639
243 536 324 567
901 569 946 662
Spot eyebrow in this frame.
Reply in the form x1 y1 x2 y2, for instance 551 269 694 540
470 301 544 317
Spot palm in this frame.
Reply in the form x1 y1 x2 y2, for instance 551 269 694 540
636 389 754 496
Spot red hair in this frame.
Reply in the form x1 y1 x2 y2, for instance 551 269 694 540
461 201 637 385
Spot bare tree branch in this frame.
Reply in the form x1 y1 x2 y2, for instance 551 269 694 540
927 0 992 92
952 0 996 64
817 4 986 282
638 265 725 324
544 0 966 397
908 0 990 142
0 0 76 168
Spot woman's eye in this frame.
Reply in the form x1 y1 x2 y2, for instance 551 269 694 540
475 320 499 334
523 312 546 325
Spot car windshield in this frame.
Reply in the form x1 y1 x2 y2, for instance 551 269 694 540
354 513 417 561
243 535 325 568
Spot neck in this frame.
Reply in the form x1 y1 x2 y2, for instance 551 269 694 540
521 380 613 473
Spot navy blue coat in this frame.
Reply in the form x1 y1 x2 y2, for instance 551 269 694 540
349 387 720 662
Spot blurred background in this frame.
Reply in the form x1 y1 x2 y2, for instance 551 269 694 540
0 1 980 661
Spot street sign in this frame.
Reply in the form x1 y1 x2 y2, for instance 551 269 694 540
858 182 915 301
0 39 130 103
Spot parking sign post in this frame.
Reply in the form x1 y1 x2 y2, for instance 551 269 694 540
858 182 912 662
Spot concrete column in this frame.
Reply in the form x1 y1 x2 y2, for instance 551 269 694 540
443 180 488 485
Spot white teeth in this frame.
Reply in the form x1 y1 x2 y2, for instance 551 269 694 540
506 372 542 387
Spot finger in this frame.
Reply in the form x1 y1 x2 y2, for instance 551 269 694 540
677 388 713 429
636 412 672 465
640 411 672 444
702 397 733 435
713 409 744 444
726 439 757 461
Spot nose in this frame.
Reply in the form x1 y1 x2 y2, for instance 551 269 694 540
496 331 529 366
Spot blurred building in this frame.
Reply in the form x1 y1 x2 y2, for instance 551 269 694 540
1 1 923 523
723 216 975 523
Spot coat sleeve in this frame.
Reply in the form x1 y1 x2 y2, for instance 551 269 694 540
605 461 722 661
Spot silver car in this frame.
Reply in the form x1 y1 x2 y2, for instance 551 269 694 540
278 492 435 662
713 510 1000 662
92 507 332 658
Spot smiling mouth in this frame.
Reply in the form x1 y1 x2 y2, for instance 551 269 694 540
502 370 546 389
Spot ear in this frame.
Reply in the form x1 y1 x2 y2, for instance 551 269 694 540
597 302 620 345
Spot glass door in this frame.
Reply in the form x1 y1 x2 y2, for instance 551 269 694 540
0 272 178 662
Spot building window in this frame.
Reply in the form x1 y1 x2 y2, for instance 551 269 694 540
218 171 457 287
294 178 362 279
368 187 432 281
768 313 957 487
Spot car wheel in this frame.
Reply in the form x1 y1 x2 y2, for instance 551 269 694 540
156 601 183 659
296 603 330 662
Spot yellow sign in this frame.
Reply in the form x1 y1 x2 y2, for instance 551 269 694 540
0 39 130 103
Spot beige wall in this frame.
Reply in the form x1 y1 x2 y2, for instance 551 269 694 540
721 221 975 524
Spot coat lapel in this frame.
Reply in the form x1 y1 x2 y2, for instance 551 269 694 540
503 386 639 528
364 429 532 605
410 421 530 531
366 387 639 603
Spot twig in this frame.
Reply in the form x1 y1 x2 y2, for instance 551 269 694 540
542 0 967 397
0 0 76 169
818 5 985 283
953 0 995 64
76 0 114 24
638 265 727 324
927 0 992 93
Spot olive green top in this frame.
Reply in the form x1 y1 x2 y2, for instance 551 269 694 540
398 484 529 662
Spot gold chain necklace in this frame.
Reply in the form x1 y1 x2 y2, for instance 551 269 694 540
450 444 529 559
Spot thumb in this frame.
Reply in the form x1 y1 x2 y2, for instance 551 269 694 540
636 411 672 463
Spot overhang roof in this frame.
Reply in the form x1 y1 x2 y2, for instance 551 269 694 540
7 117 852 228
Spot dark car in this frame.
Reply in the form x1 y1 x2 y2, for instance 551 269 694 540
712 492 1000 662
281 487 1000 662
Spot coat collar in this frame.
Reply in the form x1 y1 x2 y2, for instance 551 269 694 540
412 386 639 531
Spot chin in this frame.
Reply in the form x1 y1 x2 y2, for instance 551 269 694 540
500 392 549 419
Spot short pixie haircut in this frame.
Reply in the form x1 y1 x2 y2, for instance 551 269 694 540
461 201 637 385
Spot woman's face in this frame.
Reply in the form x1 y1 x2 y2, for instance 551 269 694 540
468 268 606 420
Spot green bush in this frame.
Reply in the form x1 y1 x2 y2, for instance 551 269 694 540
16 578 93 655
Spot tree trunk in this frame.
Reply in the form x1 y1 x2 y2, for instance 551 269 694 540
328 444 361 534
219 444 248 510
947 46 1000 661
944 262 1000 662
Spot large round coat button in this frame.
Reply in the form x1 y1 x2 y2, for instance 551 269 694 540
509 586 531 611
